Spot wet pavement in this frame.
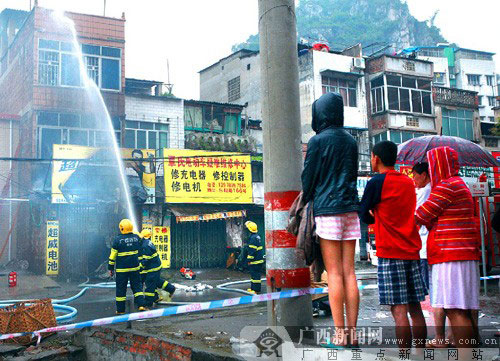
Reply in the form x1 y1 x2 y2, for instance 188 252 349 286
2 265 500 359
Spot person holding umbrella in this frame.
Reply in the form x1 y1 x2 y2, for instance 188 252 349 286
416 146 480 351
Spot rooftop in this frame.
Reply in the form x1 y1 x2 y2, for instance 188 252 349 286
184 99 245 109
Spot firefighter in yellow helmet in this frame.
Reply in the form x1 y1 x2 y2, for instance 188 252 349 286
244 221 264 294
108 219 146 314
139 229 176 308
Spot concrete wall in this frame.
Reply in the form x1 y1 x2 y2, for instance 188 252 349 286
0 117 20 264
200 52 261 121
385 57 433 77
298 50 368 143
125 95 184 149
388 113 435 131
418 56 450 87
252 182 264 205
298 52 315 141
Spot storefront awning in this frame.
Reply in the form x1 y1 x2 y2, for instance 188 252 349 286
167 203 263 222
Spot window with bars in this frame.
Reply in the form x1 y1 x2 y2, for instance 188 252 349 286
389 130 426 145
486 75 494 86
228 76 240 102
386 75 432 115
37 111 121 158
124 120 169 150
321 76 357 107
441 108 474 140
370 76 385 114
38 39 120 90
485 138 498 148
467 74 481 86
85 56 99 86
433 72 446 85
406 117 420 127
38 50 59 86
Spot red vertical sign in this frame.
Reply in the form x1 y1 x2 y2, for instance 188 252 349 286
492 151 500 189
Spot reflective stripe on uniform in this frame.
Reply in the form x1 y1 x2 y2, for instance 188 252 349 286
141 265 162 273
247 255 254 259
251 279 262 283
162 281 169 289
117 250 138 256
134 292 144 297
250 260 264 265
144 292 156 297
141 253 158 260
115 266 140 272
108 261 115 265
109 248 118 261
116 296 126 302
249 245 263 250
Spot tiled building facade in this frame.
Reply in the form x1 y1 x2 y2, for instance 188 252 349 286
0 6 126 271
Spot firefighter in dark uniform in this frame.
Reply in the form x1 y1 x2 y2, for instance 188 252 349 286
244 221 264 294
139 229 176 308
108 219 146 314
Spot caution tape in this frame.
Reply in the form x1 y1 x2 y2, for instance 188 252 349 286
480 275 500 280
0 286 334 341
0 275 498 341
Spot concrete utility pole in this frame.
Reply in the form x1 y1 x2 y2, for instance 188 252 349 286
258 0 313 334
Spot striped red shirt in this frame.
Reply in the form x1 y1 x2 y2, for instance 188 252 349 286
415 147 480 265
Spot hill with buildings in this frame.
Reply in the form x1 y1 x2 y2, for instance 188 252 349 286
233 0 446 53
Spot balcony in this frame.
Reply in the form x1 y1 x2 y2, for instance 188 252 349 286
433 86 478 109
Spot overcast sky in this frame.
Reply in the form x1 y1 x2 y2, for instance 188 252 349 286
1 0 498 99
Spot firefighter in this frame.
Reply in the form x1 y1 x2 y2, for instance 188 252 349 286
139 229 176 308
108 219 146 314
244 221 264 294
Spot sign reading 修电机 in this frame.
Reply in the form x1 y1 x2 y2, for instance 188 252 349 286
46 220 59 275
163 149 253 203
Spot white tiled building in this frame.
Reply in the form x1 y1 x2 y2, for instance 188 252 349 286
124 78 184 150
403 46 498 147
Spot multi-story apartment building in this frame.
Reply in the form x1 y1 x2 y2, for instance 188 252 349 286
402 45 498 147
365 55 436 145
199 44 371 171
0 6 126 274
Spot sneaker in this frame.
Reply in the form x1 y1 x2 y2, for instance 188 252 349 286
246 289 256 294
138 306 148 311
116 312 126 315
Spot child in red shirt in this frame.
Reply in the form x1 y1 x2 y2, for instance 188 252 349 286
359 141 427 350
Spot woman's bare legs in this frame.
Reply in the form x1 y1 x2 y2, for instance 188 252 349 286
320 238 359 346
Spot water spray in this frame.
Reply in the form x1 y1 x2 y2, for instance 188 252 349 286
50 10 138 230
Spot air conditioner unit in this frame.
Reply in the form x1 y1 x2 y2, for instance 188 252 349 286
449 73 456 80
353 57 365 69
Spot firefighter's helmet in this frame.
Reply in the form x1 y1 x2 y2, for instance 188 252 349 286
140 229 152 239
245 221 258 233
119 219 133 234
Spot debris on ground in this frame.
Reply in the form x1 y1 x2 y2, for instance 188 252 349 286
179 267 196 280
173 283 213 292
375 312 389 319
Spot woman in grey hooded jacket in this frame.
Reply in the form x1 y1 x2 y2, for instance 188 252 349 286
302 92 360 347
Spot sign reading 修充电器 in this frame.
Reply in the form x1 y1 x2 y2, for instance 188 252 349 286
46 221 59 275
152 226 171 269
163 149 253 203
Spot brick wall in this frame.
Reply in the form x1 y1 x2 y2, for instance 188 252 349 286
85 329 192 361
125 95 184 149
366 56 385 74
80 328 240 361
